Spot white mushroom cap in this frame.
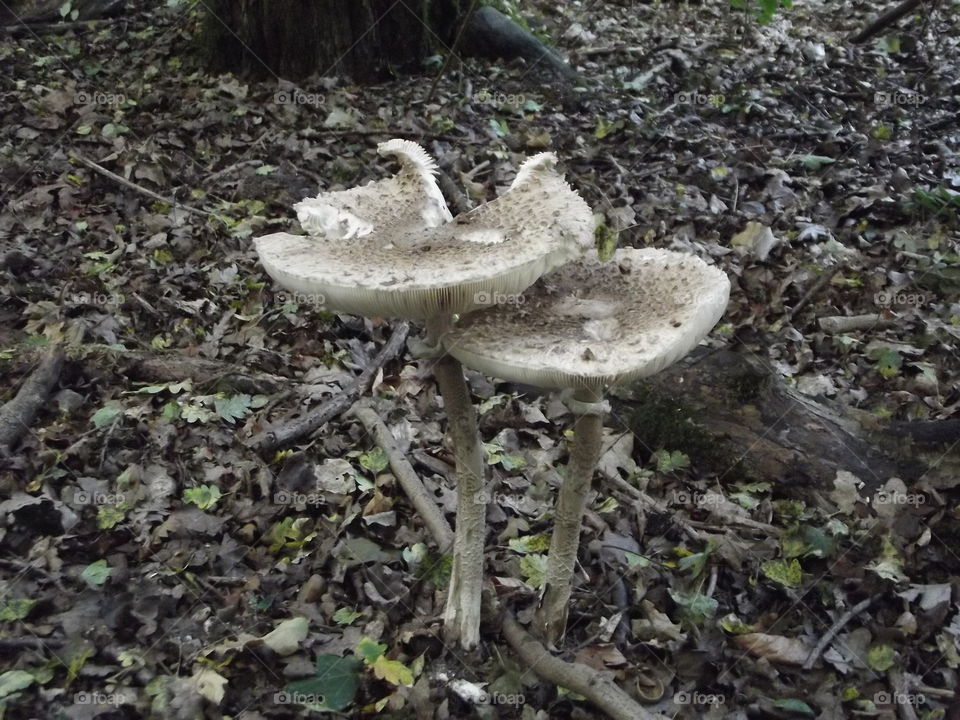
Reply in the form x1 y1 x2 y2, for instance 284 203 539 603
255 150 594 319
293 139 453 239
443 248 730 391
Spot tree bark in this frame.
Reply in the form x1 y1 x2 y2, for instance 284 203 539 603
200 0 465 81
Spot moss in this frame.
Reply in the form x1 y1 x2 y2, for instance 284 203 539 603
617 381 757 482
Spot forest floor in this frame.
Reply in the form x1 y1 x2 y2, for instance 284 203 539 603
1 0 959 717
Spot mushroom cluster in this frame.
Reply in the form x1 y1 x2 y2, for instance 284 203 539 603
255 139 593 650
254 139 730 649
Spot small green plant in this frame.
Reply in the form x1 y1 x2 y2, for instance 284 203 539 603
730 0 793 23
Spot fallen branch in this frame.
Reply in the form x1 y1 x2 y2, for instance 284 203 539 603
818 313 896 334
350 402 455 549
501 610 657 720
247 322 410 451
850 0 924 43
803 596 873 670
0 346 64 454
70 154 216 219
0 17 122 35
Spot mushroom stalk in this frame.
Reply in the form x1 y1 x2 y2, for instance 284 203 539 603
534 388 606 646
426 315 488 650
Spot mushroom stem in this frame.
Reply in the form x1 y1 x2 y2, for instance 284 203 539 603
534 387 605 646
426 315 488 650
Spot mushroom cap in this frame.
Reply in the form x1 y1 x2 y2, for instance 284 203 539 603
256 148 594 319
293 139 453 239
443 248 730 391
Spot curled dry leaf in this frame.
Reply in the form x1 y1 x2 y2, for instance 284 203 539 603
734 632 812 666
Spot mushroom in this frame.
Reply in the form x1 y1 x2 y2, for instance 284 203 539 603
442 247 730 645
254 141 594 649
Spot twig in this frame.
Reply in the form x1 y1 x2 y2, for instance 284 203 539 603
206 159 265 182
0 346 64 454
70 154 216 219
350 403 455 550
0 557 67 592
424 0 480 105
501 610 657 720
818 313 895 334
0 637 66 650
803 596 873 670
788 264 841 320
0 17 121 36
246 322 410 451
850 0 924 43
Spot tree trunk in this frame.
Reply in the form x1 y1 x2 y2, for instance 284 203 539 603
612 348 957 495
201 0 465 81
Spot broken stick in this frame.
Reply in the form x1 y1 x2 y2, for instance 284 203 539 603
0 346 65 454
247 322 410 451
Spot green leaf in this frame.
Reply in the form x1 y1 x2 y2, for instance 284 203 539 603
761 558 803 587
677 550 710 577
101 123 129 138
371 655 414 687
669 590 718 626
867 644 896 671
214 394 253 423
81 559 111 588
332 607 362 626
800 155 835 171
0 598 36 622
773 699 815 715
359 447 389 474
183 485 222 510
508 533 551 554
96 505 125 530
92 405 121 429
0 670 34 698
255 164 278 175
286 654 362 712
75 124 92 135
655 449 690 472
355 637 387 664
519 554 548 588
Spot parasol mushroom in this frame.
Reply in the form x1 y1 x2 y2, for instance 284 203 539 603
442 247 730 645
254 141 594 649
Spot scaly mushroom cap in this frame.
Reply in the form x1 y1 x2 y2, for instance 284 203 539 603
443 248 730 391
255 149 594 319
293 139 453 239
